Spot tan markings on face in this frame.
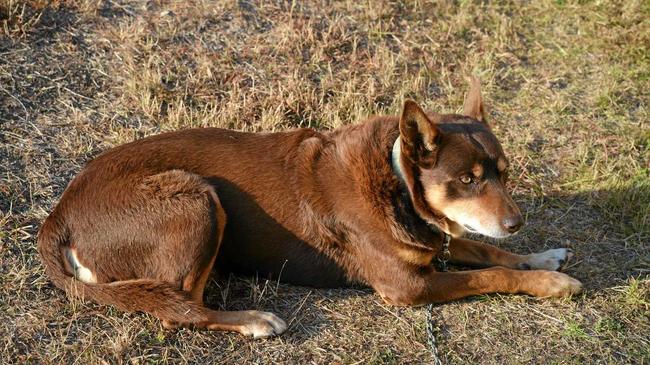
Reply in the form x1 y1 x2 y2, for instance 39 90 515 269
472 163 484 179
497 158 508 172
424 184 511 238
444 219 466 237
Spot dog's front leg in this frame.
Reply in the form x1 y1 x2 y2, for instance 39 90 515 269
449 237 574 271
372 264 582 306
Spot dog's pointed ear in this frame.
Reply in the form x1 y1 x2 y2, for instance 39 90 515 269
399 100 440 168
463 76 488 124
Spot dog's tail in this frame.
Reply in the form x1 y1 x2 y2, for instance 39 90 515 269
37 211 210 323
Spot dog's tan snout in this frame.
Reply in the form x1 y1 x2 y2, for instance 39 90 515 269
500 193 523 234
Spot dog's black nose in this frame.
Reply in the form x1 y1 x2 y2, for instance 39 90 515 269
503 216 523 233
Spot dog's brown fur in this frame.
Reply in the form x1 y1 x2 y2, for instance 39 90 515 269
38 77 582 338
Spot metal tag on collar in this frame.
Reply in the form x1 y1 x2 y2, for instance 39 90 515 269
437 233 451 272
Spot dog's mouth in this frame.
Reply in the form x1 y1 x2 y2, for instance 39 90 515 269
463 224 479 233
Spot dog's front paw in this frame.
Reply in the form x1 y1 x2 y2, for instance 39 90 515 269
240 311 288 339
519 248 573 271
531 271 583 298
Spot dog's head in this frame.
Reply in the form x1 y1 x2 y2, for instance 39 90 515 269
396 77 522 239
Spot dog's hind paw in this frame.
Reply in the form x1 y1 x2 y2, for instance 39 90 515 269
240 311 288 339
520 248 573 271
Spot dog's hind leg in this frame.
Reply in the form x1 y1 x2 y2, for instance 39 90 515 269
141 171 287 337
173 245 287 338
160 184 225 329
54 169 286 338
448 237 573 271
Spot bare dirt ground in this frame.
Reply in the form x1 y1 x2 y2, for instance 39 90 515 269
1 1 648 364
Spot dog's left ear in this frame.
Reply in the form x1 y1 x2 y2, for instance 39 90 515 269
463 76 488 124
399 100 440 168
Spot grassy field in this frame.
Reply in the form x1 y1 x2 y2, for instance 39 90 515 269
1 0 648 363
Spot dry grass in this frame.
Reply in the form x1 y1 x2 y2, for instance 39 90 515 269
1 0 648 363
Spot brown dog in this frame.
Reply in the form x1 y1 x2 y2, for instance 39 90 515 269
37 77 582 338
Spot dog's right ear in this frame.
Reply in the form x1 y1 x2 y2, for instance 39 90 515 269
399 100 440 168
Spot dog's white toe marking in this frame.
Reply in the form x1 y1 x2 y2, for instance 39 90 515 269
523 248 573 271
66 248 97 284
241 311 287 339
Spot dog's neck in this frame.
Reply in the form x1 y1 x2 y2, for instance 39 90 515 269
391 136 440 238
391 136 458 239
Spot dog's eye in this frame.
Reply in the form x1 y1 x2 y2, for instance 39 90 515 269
460 175 473 184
